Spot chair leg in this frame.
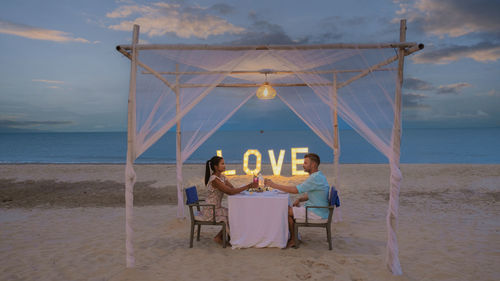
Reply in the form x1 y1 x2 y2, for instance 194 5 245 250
293 224 299 249
190 222 195 248
222 224 227 248
197 225 201 241
326 225 332 250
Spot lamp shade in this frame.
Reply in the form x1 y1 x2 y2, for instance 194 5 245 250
256 82 277 100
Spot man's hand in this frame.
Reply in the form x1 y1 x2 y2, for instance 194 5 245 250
263 179 299 194
293 199 300 207
264 178 273 187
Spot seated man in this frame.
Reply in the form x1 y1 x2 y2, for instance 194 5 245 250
265 153 329 248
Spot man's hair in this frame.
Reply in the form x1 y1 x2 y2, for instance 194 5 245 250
304 153 320 166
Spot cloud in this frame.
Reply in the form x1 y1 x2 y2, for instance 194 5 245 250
106 2 245 39
229 13 307 45
433 110 489 119
403 93 430 109
396 0 500 38
436 82 471 95
395 0 500 63
404 108 490 123
477 110 489 117
0 20 90 43
404 77 434 91
33 79 65 89
0 118 73 132
106 4 158 19
209 3 236 15
32 79 65 84
307 17 344 43
487 89 500 97
412 42 500 64
475 89 500 97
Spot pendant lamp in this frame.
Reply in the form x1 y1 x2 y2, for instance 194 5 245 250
256 74 276 100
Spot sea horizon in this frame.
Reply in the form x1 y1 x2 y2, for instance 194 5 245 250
1 127 499 164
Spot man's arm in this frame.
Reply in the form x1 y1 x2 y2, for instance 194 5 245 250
265 179 299 194
293 193 308 206
299 193 309 202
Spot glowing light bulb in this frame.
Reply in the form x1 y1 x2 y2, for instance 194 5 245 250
243 149 262 175
291 147 308 176
256 82 276 100
268 149 285 176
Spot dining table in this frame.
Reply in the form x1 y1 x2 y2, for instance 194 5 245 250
228 190 290 249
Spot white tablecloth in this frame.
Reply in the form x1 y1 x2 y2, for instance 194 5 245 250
228 190 289 249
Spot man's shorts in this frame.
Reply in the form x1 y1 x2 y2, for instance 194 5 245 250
292 205 322 220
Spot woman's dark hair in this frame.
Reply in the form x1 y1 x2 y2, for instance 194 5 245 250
205 156 223 185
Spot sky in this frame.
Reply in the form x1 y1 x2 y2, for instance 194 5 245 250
0 0 499 132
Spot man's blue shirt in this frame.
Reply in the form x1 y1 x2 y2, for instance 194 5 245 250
296 171 330 219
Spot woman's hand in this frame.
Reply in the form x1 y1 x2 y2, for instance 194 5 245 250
249 181 258 189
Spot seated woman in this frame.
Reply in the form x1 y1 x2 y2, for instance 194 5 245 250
202 156 256 245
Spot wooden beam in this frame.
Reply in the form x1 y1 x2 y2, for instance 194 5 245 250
179 82 333 88
117 46 175 91
337 54 399 89
141 68 397 76
405 43 425 56
117 42 421 51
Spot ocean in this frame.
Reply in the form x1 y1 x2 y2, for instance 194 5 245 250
0 128 499 164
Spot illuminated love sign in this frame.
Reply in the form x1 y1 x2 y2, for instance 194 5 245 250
217 147 309 176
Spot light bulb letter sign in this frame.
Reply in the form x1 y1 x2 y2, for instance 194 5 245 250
243 149 262 175
216 150 236 175
291 147 308 176
268 149 285 176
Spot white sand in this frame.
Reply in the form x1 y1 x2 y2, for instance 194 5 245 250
0 164 499 280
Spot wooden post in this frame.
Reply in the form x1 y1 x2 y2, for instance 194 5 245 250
332 73 340 185
386 19 406 275
175 64 184 218
125 24 139 268
332 73 342 222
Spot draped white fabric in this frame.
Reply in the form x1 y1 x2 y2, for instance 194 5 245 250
134 50 256 157
133 47 398 164
124 44 406 274
179 88 255 163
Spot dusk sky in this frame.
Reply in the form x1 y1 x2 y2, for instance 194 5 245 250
1 0 499 132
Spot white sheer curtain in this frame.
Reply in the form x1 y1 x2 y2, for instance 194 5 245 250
266 48 401 274
180 87 255 163
125 45 404 274
134 50 256 158
269 47 398 158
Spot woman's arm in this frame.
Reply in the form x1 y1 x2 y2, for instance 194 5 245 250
212 178 253 195
225 179 236 189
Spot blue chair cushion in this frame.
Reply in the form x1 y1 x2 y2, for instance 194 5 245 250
329 186 340 207
185 186 199 205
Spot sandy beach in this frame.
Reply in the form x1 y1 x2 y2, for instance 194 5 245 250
0 163 499 281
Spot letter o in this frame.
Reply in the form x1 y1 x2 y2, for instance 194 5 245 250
243 149 262 175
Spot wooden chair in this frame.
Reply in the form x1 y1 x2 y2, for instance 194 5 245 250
293 186 340 250
185 186 227 248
